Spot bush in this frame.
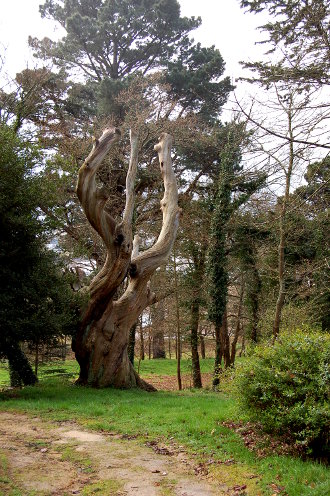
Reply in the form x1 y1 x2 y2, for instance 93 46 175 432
235 329 330 457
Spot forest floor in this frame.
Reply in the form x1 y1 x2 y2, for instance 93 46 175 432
0 411 230 496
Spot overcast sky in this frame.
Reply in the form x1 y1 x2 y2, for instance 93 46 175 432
0 0 267 84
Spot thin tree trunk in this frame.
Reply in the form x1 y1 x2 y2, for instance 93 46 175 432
128 323 137 366
221 309 231 369
250 266 261 343
231 283 244 365
62 335 67 361
200 333 206 359
148 327 152 360
189 243 206 388
273 104 294 342
239 326 246 357
213 323 222 387
139 323 145 360
191 301 202 388
35 342 39 377
173 252 182 390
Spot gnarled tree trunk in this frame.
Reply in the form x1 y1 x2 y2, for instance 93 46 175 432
73 128 181 389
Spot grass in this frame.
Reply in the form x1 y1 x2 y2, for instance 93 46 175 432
0 450 23 496
137 357 214 376
82 479 123 495
0 357 215 388
0 359 329 496
56 443 94 473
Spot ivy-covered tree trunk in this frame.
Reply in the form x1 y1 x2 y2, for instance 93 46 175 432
208 155 230 386
73 128 181 389
208 129 265 384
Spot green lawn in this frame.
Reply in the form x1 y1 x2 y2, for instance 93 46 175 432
137 356 214 375
0 359 328 495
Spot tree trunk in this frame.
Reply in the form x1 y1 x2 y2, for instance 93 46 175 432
73 128 181 389
200 332 206 359
35 342 39 377
273 102 294 341
173 252 182 390
239 326 246 357
128 323 136 366
139 323 145 360
168 333 172 359
191 301 202 388
148 327 152 360
189 242 206 388
221 309 231 369
231 283 244 365
213 323 222 387
213 308 230 386
249 265 261 343
152 300 166 359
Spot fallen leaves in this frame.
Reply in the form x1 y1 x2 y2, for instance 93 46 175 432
222 420 300 458
145 440 173 456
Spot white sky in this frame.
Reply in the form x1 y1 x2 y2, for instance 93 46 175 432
0 0 268 84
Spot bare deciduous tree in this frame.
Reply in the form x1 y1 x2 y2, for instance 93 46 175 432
73 127 181 389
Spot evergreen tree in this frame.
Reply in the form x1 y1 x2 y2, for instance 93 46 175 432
0 124 78 385
29 1 232 120
33 0 200 81
240 0 330 88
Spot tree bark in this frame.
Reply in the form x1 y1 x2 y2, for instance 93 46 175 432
128 323 136 366
200 332 206 359
213 308 230 386
273 101 294 342
231 283 244 365
213 323 222 387
221 309 231 369
139 321 145 360
35 342 39 377
189 242 206 388
191 301 202 388
239 326 246 357
73 128 181 389
173 252 182 390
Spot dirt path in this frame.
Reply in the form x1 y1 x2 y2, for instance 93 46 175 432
0 412 231 496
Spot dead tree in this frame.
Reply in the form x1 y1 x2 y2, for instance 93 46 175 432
73 128 181 389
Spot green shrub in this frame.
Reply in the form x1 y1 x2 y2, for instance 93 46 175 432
235 329 330 457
